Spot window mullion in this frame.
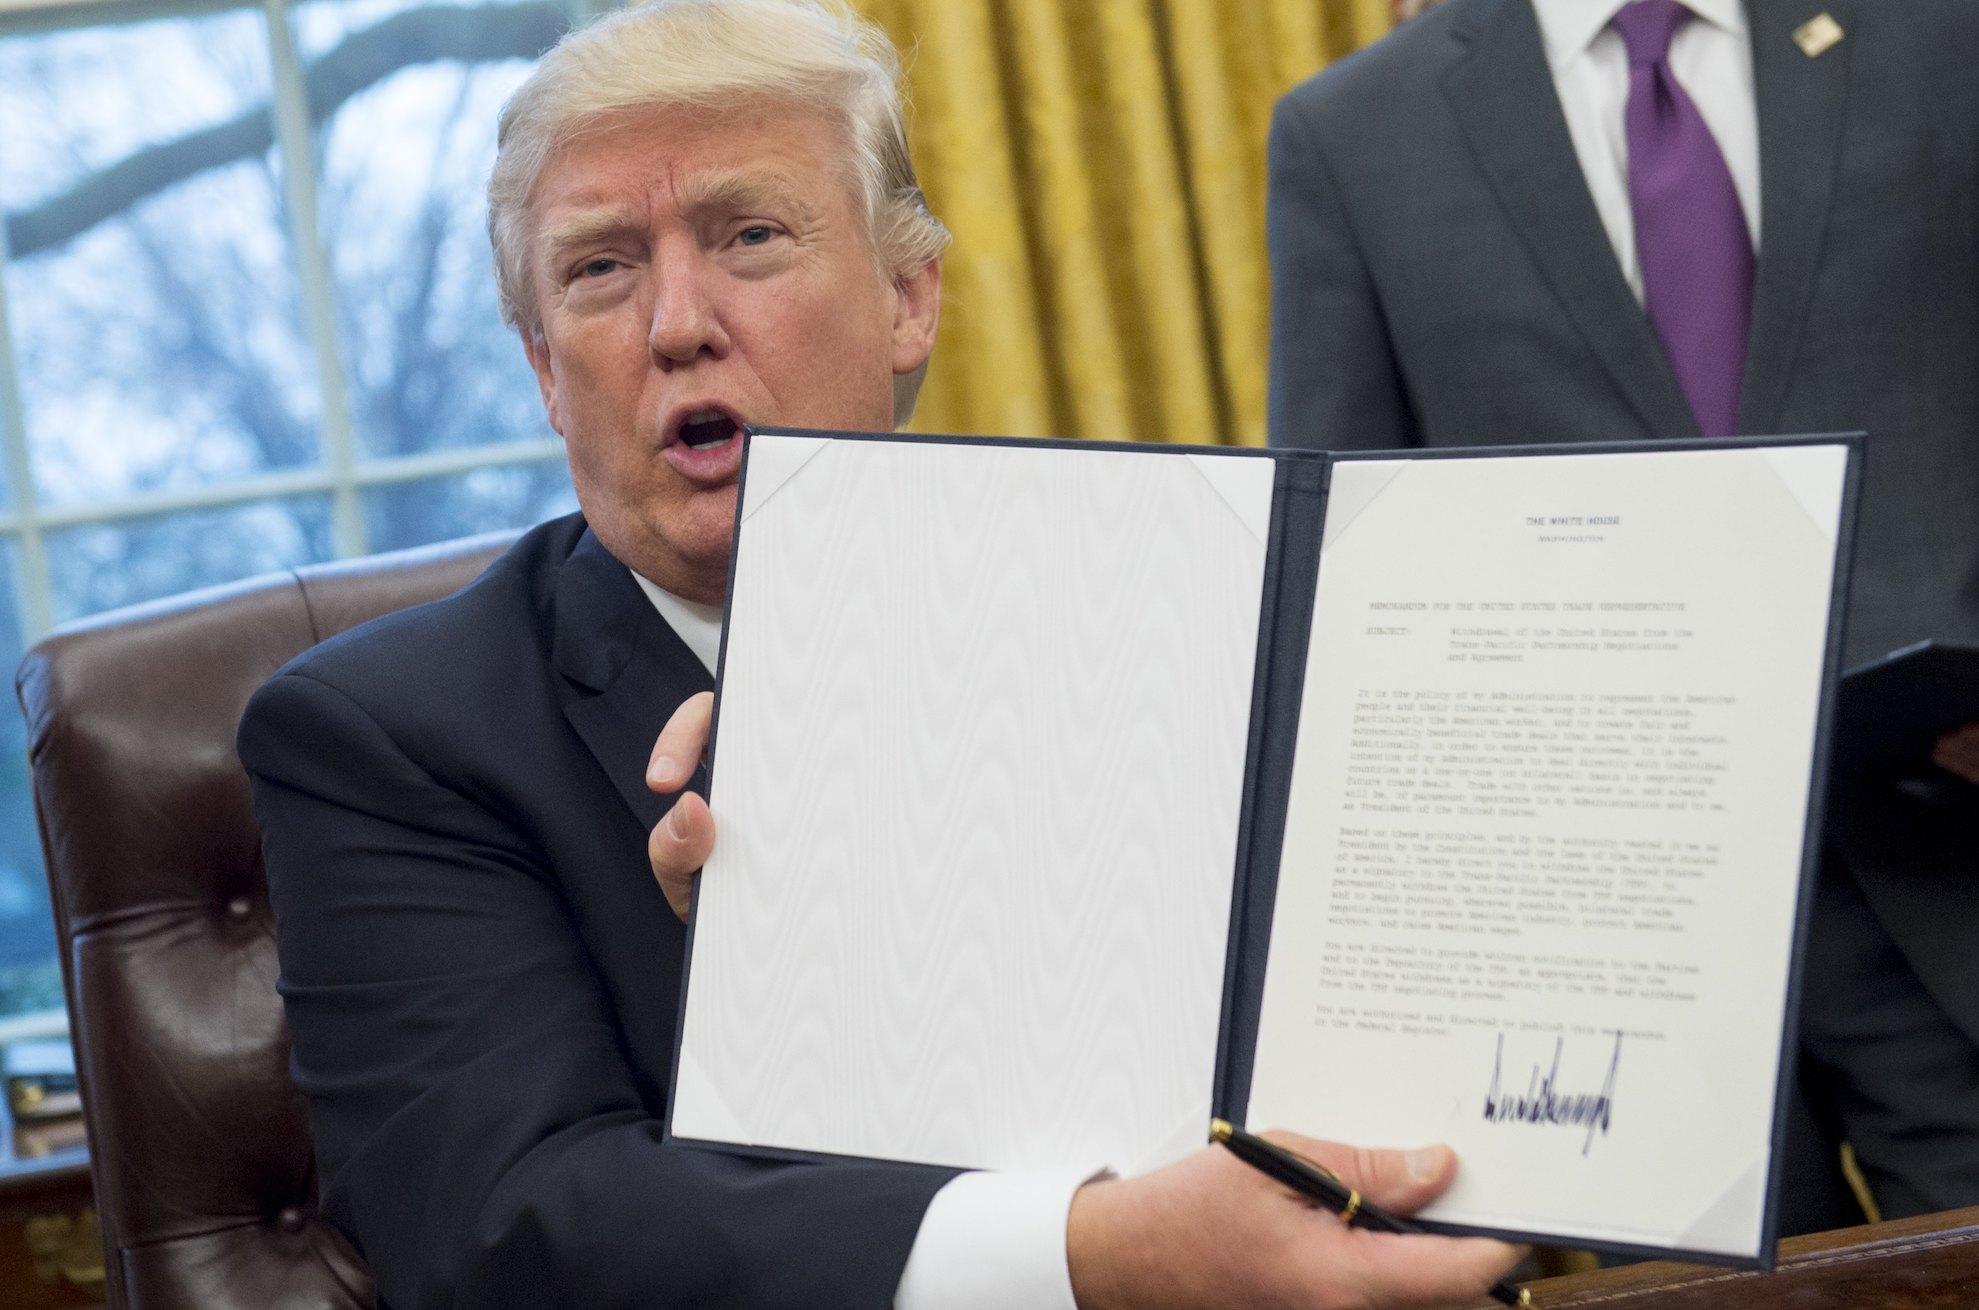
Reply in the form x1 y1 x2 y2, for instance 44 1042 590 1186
0 439 568 539
353 438 566 490
0 211 54 643
0 0 252 43
263 0 365 560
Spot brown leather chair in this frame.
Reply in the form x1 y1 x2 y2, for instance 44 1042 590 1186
16 530 518 1309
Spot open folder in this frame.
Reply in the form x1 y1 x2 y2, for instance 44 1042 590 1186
669 430 1861 1268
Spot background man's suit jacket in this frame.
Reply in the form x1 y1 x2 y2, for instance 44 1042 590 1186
239 516 956 1310
1267 0 1979 1234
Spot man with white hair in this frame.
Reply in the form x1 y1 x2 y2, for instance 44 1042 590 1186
241 2 1522 1305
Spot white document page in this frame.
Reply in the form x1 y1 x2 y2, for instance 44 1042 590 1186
674 434 1274 1176
1246 445 1848 1257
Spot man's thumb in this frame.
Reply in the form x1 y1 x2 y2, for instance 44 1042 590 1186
1263 1133 1456 1215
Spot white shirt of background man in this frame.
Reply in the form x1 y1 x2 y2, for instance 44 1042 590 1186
1530 0 1761 304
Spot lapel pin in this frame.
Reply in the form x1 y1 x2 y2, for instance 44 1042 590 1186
1793 12 1844 57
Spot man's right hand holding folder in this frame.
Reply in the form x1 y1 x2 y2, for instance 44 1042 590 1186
648 691 1526 1310
1932 723 1979 785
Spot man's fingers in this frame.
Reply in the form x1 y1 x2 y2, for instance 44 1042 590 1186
648 691 714 793
1262 1131 1455 1214
1346 1230 1529 1307
1933 722 1979 785
1242 1134 1525 1305
649 791 714 920
1931 741 1979 784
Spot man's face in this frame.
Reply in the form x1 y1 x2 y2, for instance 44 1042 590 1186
521 99 941 601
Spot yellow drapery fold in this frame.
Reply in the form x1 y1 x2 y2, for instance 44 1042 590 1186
858 0 1389 446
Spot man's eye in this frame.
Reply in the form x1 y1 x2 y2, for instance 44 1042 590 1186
736 225 777 247
576 257 620 279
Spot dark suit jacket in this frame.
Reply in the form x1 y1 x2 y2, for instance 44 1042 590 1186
1266 0 1979 1234
1267 0 1979 670
238 516 955 1310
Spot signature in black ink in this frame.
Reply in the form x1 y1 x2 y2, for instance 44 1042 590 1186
1481 1031 1622 1156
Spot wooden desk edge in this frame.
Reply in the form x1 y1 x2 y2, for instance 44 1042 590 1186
1511 1206 1979 1307
0 1148 89 1204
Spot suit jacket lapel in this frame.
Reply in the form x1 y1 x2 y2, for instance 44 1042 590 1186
1738 0 1852 434
1443 0 1698 438
554 528 715 833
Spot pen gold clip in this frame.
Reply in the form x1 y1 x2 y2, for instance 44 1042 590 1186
1275 1139 1362 1221
1215 1118 1361 1219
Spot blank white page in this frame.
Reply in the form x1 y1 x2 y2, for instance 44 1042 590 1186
672 434 1272 1175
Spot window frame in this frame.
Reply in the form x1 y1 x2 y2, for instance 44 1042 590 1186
0 0 590 1035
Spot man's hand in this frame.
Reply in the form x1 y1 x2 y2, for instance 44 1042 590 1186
1067 1134 1523 1310
1933 721 1979 786
648 690 715 919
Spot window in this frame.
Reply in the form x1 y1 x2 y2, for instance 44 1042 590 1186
0 0 596 1027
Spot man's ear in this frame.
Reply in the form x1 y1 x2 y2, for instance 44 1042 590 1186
889 256 942 378
521 324 565 436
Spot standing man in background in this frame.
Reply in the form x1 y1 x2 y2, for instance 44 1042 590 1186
1267 0 1979 1235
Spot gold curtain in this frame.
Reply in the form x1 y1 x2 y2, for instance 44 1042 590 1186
856 0 1391 446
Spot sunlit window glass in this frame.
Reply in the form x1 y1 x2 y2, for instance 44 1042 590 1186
0 0 591 1028
46 498 334 624
0 9 322 509
0 551 47 1021
298 0 567 464
365 461 575 553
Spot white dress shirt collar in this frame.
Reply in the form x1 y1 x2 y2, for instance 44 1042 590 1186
630 570 724 676
1531 0 1747 71
1527 0 1761 295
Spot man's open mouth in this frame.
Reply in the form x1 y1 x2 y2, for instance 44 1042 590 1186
679 409 741 450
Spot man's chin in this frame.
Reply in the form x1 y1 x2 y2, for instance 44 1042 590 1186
579 499 734 603
652 496 739 597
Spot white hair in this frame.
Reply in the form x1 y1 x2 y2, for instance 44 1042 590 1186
487 0 949 337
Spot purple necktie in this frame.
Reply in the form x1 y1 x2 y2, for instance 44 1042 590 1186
1612 0 1754 436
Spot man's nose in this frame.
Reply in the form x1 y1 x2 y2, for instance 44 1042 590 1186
648 254 732 365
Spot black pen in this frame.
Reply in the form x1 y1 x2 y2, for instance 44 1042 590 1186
1209 1119 1531 1308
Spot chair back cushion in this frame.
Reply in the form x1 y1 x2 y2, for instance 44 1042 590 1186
16 531 517 1309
